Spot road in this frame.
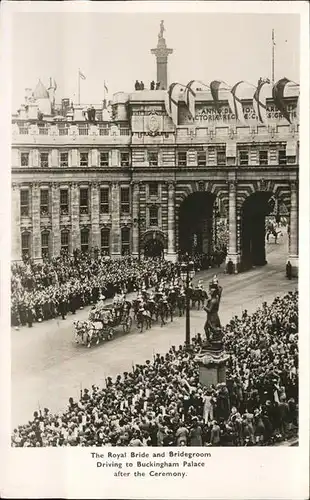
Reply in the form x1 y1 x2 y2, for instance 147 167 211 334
11 232 297 429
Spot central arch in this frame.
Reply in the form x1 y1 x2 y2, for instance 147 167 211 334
241 191 274 269
178 191 216 255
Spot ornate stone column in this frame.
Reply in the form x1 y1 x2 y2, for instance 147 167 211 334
225 180 240 273
167 181 177 262
131 182 140 257
288 180 298 276
71 182 80 251
91 182 100 251
111 182 121 258
32 183 42 260
11 183 21 261
51 183 60 257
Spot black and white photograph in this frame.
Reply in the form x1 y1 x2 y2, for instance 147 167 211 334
1 1 309 499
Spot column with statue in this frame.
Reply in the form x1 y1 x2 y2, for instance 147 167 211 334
195 275 229 386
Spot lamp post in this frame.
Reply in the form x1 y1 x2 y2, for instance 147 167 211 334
213 201 220 252
133 215 145 260
180 259 195 347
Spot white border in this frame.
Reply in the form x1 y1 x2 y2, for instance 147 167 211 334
0 2 309 499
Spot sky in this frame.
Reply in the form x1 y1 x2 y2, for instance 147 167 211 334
11 12 300 110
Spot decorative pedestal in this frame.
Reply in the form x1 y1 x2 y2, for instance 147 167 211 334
287 256 298 277
165 252 177 263
225 254 240 274
195 344 229 387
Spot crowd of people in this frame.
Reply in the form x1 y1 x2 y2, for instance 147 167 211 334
11 252 182 328
12 290 298 447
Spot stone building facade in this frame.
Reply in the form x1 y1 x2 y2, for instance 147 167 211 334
11 29 299 275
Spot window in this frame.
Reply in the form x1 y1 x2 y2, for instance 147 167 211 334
80 152 89 167
80 188 89 214
59 126 68 136
101 228 110 255
41 232 49 258
149 182 158 197
20 190 29 217
61 231 69 253
149 206 158 226
197 151 207 167
39 127 48 135
60 152 68 167
148 151 158 166
40 189 49 216
121 227 130 256
40 152 49 168
120 187 130 214
81 229 89 253
177 151 187 167
278 150 287 165
99 126 109 136
120 152 130 167
21 233 30 259
217 150 226 166
239 150 249 166
100 188 109 214
100 152 109 167
19 126 29 135
60 189 69 215
259 151 268 166
120 128 130 136
21 153 29 167
79 126 89 135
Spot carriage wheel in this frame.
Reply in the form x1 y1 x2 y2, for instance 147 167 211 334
123 316 132 333
107 328 114 340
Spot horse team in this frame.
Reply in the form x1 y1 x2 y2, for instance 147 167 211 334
74 278 208 344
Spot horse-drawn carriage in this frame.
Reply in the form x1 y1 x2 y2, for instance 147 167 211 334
74 301 132 347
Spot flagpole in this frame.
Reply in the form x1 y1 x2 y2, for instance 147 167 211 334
272 29 275 85
78 68 80 105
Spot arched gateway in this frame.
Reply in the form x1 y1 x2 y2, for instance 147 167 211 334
178 192 216 256
241 191 276 269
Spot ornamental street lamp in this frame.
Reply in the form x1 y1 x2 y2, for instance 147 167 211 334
213 201 220 252
180 259 195 347
133 215 145 260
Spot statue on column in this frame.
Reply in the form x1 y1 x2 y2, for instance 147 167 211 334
159 20 165 39
203 275 224 349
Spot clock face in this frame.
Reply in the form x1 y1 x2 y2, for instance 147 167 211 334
148 114 159 133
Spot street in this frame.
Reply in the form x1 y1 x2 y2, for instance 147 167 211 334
11 233 297 429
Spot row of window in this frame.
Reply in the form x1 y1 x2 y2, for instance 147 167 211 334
20 182 161 218
18 149 290 168
21 227 131 258
17 125 130 136
20 187 132 217
176 149 288 166
19 151 130 168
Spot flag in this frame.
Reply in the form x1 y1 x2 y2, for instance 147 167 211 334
227 81 247 125
253 79 270 125
184 80 209 119
104 81 108 94
272 77 292 124
210 80 230 111
164 82 184 126
79 70 86 80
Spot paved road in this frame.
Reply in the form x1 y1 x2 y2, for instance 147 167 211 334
11 233 297 428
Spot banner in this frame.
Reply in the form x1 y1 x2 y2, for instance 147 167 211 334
272 77 292 124
253 79 270 125
227 81 247 125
